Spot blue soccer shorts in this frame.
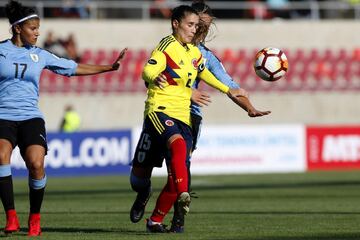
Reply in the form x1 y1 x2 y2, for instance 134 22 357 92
132 111 192 168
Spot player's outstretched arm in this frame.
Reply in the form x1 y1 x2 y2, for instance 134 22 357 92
75 48 128 76
199 67 270 117
227 89 271 117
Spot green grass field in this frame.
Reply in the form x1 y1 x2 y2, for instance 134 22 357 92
2 171 360 239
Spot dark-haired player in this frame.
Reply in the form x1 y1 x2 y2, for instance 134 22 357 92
0 0 127 236
169 0 271 233
129 4 250 233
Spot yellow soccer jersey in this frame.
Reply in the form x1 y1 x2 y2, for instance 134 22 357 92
142 35 229 126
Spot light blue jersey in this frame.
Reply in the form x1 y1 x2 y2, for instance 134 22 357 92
0 39 77 121
191 44 240 116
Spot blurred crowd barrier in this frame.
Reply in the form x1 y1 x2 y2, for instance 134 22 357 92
1 1 360 20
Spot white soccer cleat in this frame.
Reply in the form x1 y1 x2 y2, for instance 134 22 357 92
177 192 191 216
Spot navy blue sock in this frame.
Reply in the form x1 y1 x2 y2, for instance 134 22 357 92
0 165 15 211
0 175 15 211
29 175 47 213
29 187 45 213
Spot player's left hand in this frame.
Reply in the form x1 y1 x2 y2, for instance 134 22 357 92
154 73 167 89
112 48 128 70
191 89 211 107
248 108 271 117
227 88 271 117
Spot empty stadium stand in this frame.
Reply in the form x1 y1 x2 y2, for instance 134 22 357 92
39 48 360 93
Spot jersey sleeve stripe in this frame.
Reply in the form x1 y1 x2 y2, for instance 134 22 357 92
158 39 175 52
159 36 172 45
157 36 172 51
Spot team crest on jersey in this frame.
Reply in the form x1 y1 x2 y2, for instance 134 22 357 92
165 120 174 127
191 58 198 70
30 53 39 62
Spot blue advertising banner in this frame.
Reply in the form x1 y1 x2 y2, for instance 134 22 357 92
10 130 132 177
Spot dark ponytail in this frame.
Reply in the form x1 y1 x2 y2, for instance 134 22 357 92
191 0 216 45
5 0 37 25
191 0 213 17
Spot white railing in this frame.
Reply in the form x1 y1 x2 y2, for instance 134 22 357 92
0 1 359 20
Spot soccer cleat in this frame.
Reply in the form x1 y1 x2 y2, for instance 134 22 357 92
169 222 184 233
177 192 191 216
169 192 191 233
145 219 168 233
130 187 152 223
28 213 41 236
4 209 20 233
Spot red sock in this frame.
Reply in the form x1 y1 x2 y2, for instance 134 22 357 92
150 175 177 223
169 138 188 194
150 138 189 223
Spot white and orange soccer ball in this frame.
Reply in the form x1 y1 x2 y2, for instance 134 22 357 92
253 47 288 81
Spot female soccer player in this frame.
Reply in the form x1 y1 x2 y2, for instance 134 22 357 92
168 0 272 233
0 0 127 236
129 4 252 233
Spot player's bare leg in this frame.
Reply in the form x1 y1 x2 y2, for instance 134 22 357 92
24 145 46 236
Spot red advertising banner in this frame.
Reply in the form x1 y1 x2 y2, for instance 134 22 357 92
307 126 360 170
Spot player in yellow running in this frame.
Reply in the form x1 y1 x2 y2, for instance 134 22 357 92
130 5 248 233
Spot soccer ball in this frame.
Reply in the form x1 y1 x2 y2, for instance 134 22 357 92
254 47 288 81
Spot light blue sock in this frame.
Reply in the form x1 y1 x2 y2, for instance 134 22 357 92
0 165 11 177
29 175 47 190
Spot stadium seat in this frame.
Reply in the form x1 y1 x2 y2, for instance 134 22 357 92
80 49 92 63
39 48 360 93
94 49 107 65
